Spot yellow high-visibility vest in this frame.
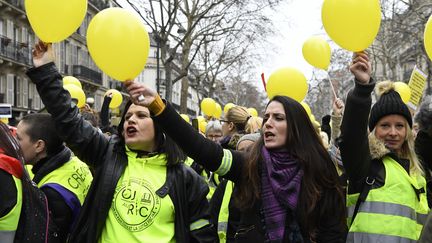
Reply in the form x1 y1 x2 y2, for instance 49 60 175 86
347 156 429 242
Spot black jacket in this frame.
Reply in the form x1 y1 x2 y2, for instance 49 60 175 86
154 101 347 242
27 62 216 243
32 146 74 243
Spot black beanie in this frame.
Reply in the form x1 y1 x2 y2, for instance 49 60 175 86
369 89 412 131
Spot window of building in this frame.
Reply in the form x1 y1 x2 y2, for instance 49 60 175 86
0 19 3 36
0 75 5 103
6 75 14 105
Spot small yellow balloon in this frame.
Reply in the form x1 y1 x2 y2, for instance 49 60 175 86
247 108 258 117
64 84 86 108
322 0 381 52
301 102 312 116
199 121 207 134
180 114 190 123
425 16 432 61
266 67 308 102
0 118 9 124
224 103 235 114
105 89 123 109
87 8 150 81
63 76 82 89
302 36 331 70
200 98 216 117
197 116 205 123
394 82 411 104
214 103 222 119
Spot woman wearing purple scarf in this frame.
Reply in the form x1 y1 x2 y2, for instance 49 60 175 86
125 82 348 242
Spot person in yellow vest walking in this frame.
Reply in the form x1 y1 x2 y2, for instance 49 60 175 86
16 113 93 242
340 51 430 242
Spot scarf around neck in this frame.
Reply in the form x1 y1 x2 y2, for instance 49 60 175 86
261 146 304 242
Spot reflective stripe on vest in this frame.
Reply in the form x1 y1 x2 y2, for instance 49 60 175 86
347 156 429 242
347 232 417 243
37 156 93 204
0 176 22 243
217 180 234 243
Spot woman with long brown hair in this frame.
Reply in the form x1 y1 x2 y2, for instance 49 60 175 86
126 81 347 242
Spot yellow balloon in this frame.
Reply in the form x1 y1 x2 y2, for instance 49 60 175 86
25 0 87 42
425 16 432 61
224 103 235 114
87 8 150 81
180 114 190 123
64 84 86 108
322 0 381 52
301 102 312 116
199 121 207 134
302 36 331 70
247 108 258 117
105 89 123 109
266 67 308 102
394 82 411 104
214 103 222 119
63 76 82 89
200 98 216 117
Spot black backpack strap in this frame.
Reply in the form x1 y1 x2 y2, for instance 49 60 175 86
350 159 383 226
350 176 375 226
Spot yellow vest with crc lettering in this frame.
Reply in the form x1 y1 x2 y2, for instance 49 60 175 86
100 149 176 243
37 156 93 204
0 176 22 243
347 156 429 242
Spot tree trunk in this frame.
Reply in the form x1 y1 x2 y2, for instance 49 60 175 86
180 36 192 113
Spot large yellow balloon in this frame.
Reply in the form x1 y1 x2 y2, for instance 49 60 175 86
214 103 222 119
87 8 150 81
25 0 87 42
63 76 82 89
224 103 235 114
394 82 411 104
64 84 86 108
425 16 432 61
105 89 123 109
322 0 381 52
201 98 216 117
266 67 308 102
199 121 208 134
247 108 258 117
302 36 331 70
300 102 312 116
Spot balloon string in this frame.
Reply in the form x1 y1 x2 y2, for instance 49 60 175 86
327 72 338 99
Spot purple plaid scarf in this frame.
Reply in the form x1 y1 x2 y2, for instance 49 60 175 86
261 146 304 242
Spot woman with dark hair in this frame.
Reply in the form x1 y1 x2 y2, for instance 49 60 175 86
27 41 216 242
125 79 347 242
0 122 51 243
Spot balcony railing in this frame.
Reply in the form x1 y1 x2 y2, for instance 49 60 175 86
0 35 32 66
71 65 102 85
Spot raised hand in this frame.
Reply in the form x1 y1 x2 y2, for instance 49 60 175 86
31 40 54 68
332 98 345 116
349 51 372 84
125 80 157 107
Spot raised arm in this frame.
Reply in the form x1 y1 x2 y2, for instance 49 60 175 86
125 81 244 183
339 52 375 186
26 41 109 168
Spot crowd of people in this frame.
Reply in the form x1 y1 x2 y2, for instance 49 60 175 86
0 41 432 243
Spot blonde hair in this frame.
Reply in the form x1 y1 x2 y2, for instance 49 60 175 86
225 106 250 131
371 120 424 176
245 116 263 134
